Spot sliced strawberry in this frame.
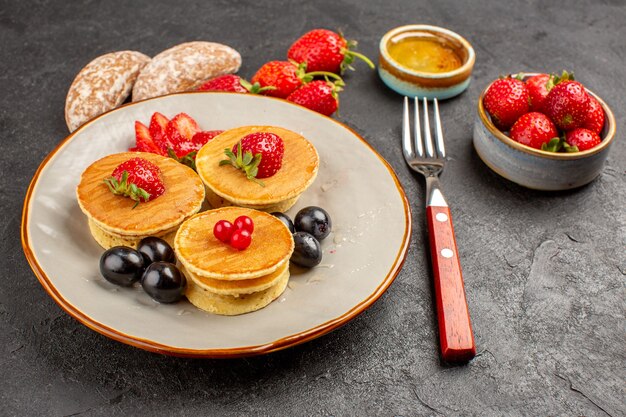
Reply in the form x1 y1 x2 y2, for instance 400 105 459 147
165 113 201 157
166 113 200 142
149 112 172 154
191 130 224 147
132 121 161 154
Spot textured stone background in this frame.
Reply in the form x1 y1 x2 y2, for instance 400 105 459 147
2 0 625 416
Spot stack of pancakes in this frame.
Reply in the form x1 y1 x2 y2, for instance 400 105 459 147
195 125 319 212
76 152 205 249
175 207 294 315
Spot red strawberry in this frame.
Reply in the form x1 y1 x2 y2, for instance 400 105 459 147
287 79 343 116
525 73 551 112
251 61 342 99
526 71 575 112
251 61 304 98
287 29 374 74
198 74 249 93
582 95 605 135
483 77 530 131
565 128 601 151
191 130 224 148
197 74 274 94
544 80 590 131
104 157 165 205
509 112 558 149
148 112 172 154
167 130 224 172
166 113 200 157
131 121 161 154
220 132 285 184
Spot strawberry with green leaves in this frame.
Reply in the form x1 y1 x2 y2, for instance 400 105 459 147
565 128 601 151
197 74 275 94
526 71 573 113
167 129 223 171
544 79 590 131
510 112 558 149
220 132 285 186
251 61 342 99
287 79 343 116
104 157 165 206
287 29 374 74
483 76 530 131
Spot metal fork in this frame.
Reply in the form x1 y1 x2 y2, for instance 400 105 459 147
402 96 476 363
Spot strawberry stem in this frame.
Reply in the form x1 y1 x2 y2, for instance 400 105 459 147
345 50 375 69
167 148 197 171
241 79 277 94
302 71 344 84
103 170 151 208
546 70 574 92
219 141 265 187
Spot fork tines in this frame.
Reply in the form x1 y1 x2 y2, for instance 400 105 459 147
402 97 446 160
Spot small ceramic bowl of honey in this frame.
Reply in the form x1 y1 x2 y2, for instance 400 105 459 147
378 25 475 99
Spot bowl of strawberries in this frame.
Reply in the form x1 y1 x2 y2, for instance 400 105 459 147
473 71 616 190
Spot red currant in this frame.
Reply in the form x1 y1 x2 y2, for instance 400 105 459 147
213 220 234 243
230 229 252 250
234 215 254 233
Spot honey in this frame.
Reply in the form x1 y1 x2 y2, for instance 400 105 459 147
388 34 463 74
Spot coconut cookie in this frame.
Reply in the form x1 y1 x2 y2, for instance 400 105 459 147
132 41 241 102
65 50 151 132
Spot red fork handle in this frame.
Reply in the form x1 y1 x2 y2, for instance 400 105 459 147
426 205 476 363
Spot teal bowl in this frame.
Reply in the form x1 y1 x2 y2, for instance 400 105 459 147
473 77 616 190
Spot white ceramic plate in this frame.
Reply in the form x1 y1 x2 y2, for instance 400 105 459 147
22 92 410 357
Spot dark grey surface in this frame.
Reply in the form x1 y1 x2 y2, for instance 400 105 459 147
2 0 625 416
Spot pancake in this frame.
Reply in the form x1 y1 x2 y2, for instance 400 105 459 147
77 152 205 237
184 261 289 296
184 264 290 316
174 207 294 280
87 219 178 249
195 125 319 212
203 186 298 213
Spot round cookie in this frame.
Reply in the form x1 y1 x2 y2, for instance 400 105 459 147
132 41 241 102
65 50 151 132
76 152 205 248
195 126 319 212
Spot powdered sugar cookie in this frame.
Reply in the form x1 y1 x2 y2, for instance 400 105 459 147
132 41 241 102
65 50 150 132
